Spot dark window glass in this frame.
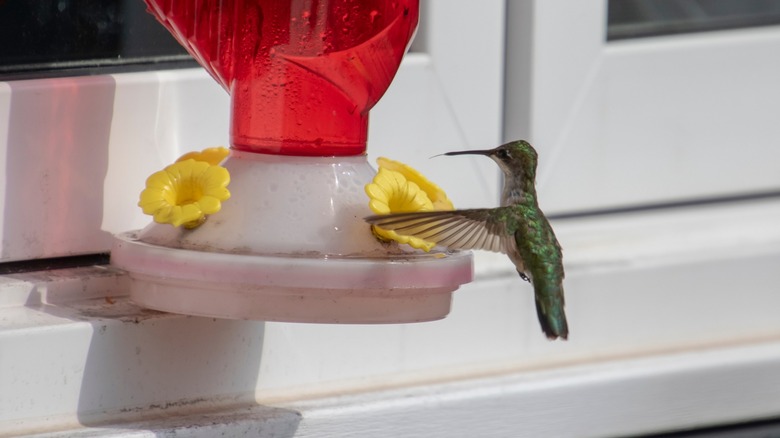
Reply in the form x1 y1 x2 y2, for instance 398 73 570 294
0 0 196 79
608 0 780 40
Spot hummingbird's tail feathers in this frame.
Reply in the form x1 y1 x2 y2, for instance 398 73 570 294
364 210 508 253
533 282 569 340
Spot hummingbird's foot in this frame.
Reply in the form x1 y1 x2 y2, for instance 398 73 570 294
518 271 531 283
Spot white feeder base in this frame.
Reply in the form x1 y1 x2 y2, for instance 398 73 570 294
112 150 473 324
128 276 455 324
113 232 471 323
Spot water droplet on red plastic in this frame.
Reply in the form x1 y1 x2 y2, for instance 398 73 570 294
145 0 419 156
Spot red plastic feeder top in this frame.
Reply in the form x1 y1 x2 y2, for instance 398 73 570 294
145 0 420 156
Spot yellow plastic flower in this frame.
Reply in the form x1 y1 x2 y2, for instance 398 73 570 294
366 158 454 251
139 159 231 229
176 146 230 165
376 157 454 210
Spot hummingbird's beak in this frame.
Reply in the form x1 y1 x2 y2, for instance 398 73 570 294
443 148 493 157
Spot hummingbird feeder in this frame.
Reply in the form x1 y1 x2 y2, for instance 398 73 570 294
112 0 473 323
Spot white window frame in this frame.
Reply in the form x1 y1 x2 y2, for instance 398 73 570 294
505 0 780 214
4 1 780 436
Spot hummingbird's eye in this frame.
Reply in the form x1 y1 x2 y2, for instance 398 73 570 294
497 149 510 159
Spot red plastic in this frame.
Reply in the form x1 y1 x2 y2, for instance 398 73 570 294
145 0 419 156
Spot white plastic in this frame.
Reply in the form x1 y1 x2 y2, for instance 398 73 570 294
505 2 780 214
111 151 473 323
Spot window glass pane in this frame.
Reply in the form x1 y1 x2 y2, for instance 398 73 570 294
608 0 780 40
0 0 195 78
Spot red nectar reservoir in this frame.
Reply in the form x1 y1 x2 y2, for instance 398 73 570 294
145 0 419 156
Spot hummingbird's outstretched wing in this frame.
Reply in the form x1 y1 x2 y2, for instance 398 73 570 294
364 209 509 253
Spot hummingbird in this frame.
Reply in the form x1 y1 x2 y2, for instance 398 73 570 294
365 140 568 340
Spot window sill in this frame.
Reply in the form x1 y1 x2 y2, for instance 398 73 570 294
2 197 780 435
16 339 780 437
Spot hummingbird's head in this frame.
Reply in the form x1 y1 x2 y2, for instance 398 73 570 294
444 140 538 179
